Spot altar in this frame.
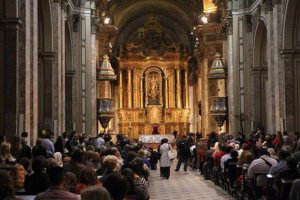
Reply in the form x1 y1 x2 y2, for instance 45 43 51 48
139 134 175 149
116 17 190 140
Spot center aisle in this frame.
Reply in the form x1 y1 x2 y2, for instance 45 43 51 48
148 160 234 200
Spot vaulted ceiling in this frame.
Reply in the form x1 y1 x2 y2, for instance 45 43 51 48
104 0 204 55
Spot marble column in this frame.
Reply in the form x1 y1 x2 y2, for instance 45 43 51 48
266 12 276 134
282 52 295 132
79 9 87 134
75 1 97 135
65 71 75 132
18 0 39 143
1 0 21 138
164 77 169 108
89 31 97 135
184 69 189 108
169 71 175 108
197 68 202 132
133 69 138 108
31 0 38 143
273 5 284 132
128 68 132 108
227 27 239 134
140 77 144 108
39 52 55 132
251 68 265 130
119 69 123 109
18 0 29 136
60 3 66 137
202 59 209 135
176 68 182 108
189 85 194 131
52 1 65 137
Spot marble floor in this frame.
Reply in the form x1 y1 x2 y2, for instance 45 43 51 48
148 161 234 200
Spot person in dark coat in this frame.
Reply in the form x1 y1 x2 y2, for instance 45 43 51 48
276 157 300 188
264 134 275 149
32 138 47 158
24 156 50 195
63 148 86 179
20 139 32 160
207 132 218 150
148 147 159 170
54 136 65 155
174 135 191 172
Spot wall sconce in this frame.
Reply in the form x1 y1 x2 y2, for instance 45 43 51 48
201 15 208 24
198 13 209 25
104 17 111 24
101 11 112 25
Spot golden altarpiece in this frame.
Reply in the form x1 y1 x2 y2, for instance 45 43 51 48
117 17 190 140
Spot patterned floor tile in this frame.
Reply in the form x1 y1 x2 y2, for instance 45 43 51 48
148 160 234 200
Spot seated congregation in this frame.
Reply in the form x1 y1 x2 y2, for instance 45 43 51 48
2 129 300 200
0 132 152 200
196 131 300 200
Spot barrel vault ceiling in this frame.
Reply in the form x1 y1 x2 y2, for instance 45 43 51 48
102 0 204 55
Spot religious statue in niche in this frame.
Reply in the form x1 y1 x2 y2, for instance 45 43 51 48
147 72 160 105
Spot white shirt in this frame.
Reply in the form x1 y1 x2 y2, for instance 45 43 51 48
220 154 231 171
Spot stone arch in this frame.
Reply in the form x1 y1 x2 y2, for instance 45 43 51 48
283 0 300 132
0 0 21 137
283 0 298 49
254 20 267 68
38 0 54 132
38 0 53 52
293 4 300 50
65 22 73 71
65 21 74 132
252 20 268 131
111 0 196 54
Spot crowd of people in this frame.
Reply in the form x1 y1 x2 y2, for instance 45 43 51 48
190 130 300 200
0 131 155 200
1 129 300 200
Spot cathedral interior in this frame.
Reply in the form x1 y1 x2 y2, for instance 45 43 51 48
0 0 300 144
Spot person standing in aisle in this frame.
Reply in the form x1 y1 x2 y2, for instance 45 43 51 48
174 135 190 172
159 138 172 179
